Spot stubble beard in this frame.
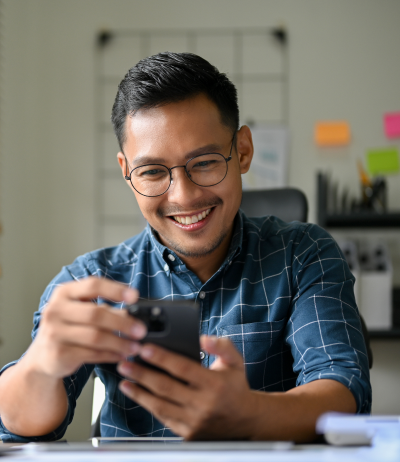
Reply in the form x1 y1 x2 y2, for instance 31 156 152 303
155 223 231 258
151 197 232 258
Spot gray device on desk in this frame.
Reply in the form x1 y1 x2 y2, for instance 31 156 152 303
126 299 201 366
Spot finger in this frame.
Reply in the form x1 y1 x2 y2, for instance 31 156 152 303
52 324 141 357
46 300 147 341
201 336 244 370
68 345 126 365
117 361 193 405
137 344 208 386
119 381 188 427
55 277 138 304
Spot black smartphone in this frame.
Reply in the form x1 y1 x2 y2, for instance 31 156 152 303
126 299 201 368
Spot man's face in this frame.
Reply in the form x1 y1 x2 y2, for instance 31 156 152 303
118 94 252 260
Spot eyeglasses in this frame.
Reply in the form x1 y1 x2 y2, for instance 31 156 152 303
123 133 236 197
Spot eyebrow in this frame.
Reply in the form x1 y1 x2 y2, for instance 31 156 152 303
131 143 224 167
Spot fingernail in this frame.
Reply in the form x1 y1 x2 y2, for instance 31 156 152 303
123 289 137 304
140 346 154 359
120 381 134 394
129 342 141 354
131 323 146 338
117 362 131 375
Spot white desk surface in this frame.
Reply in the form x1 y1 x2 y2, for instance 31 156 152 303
1 441 399 462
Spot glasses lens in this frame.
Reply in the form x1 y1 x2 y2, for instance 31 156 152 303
131 164 170 196
186 154 228 187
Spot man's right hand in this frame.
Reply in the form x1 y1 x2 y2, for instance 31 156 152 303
0 277 146 437
27 277 146 378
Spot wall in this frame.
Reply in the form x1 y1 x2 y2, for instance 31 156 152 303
1 0 399 441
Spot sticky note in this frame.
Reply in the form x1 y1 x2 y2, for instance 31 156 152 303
384 112 400 138
314 121 351 146
366 147 399 175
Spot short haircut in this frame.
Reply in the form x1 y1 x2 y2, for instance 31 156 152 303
111 52 239 151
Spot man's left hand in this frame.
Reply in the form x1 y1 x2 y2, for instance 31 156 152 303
117 335 257 440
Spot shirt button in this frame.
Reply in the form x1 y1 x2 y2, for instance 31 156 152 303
163 264 169 272
168 254 175 262
200 351 205 360
199 291 206 299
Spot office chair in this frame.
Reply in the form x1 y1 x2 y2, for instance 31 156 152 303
241 188 308 223
241 188 373 369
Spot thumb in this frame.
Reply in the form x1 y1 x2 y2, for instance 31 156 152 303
201 335 244 370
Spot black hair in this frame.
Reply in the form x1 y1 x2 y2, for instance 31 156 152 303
111 52 239 151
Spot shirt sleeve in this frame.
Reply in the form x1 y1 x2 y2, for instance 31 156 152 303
0 256 95 442
285 223 372 414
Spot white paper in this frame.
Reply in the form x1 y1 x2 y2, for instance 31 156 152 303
242 125 289 190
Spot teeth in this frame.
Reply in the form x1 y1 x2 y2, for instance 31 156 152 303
173 209 211 225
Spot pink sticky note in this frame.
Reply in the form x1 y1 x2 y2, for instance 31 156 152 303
384 112 400 138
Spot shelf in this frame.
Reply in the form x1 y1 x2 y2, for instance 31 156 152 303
316 172 400 229
369 328 400 339
323 212 400 228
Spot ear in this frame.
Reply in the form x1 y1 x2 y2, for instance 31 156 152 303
117 152 128 179
235 125 254 174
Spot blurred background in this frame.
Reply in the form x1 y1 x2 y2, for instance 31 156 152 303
0 0 399 441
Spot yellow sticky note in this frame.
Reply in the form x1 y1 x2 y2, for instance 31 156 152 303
314 121 351 146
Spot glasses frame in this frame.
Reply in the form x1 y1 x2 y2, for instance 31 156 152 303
123 132 237 197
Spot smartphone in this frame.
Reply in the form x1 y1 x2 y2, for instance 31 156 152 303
126 299 201 368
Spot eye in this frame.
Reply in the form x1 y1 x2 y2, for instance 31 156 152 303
141 168 164 176
192 159 218 169
134 166 169 179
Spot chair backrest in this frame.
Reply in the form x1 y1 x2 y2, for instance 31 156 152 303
241 188 308 222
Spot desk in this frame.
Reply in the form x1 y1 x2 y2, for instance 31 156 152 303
1 441 399 462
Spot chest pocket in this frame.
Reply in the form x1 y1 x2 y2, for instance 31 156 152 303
217 319 288 391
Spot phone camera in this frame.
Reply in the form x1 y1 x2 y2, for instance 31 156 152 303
149 306 166 332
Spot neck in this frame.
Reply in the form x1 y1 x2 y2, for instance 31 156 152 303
180 227 234 284
154 224 235 284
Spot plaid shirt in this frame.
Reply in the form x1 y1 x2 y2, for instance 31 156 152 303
0 212 371 442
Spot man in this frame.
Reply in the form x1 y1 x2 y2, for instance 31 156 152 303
0 52 371 443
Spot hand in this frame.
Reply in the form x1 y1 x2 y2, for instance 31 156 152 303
117 335 258 440
27 277 147 378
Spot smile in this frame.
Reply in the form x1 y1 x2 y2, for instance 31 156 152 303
172 208 211 225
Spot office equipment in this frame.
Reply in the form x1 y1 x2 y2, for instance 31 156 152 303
241 188 308 223
338 240 393 330
317 170 400 228
316 412 400 446
317 171 400 340
358 242 393 330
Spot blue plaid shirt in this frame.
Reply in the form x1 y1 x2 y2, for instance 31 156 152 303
0 212 371 442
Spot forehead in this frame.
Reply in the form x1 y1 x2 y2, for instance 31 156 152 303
123 94 231 162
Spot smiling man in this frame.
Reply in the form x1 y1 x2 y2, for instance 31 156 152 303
0 52 371 443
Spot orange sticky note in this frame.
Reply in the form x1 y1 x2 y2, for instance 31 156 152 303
314 121 351 146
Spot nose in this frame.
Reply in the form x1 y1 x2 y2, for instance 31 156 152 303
167 166 203 204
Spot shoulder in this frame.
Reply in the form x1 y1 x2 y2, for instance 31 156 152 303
83 229 149 276
39 229 150 304
241 214 310 246
242 214 333 247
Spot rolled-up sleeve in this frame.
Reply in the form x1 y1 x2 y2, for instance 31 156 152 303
285 224 372 413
